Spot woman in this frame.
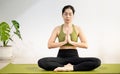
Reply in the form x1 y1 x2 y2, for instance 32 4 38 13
38 5 101 72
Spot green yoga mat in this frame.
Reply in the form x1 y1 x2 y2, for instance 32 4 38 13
0 63 120 74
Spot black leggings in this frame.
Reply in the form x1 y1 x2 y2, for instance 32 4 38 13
38 49 101 71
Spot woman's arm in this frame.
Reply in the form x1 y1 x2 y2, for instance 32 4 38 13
48 26 67 49
68 26 88 49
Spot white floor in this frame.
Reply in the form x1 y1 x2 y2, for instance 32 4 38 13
0 59 10 69
0 57 39 69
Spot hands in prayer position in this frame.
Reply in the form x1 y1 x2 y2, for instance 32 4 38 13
64 29 72 44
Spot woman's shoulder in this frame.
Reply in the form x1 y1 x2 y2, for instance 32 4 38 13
73 24 81 31
52 25 62 35
54 25 62 30
52 25 62 33
73 24 84 35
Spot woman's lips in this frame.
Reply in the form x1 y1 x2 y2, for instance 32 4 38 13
66 19 70 21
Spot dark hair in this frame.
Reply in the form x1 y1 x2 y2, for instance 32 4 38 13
62 5 75 15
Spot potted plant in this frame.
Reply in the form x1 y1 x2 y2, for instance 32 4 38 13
0 20 22 59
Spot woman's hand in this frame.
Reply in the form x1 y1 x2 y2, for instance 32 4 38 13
64 29 72 44
64 34 68 44
67 34 72 44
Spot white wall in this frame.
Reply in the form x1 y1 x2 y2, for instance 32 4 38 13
0 0 120 64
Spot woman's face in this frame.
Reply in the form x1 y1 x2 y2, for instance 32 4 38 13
62 8 74 24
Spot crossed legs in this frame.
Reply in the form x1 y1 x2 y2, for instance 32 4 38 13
38 57 101 71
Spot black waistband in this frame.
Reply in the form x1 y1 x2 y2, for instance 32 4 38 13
57 49 79 58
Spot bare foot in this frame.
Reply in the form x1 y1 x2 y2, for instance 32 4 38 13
54 67 66 72
54 63 73 72
64 63 73 71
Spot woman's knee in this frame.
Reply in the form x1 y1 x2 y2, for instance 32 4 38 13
86 58 101 71
38 57 58 71
93 58 101 68
38 58 48 68
86 57 101 70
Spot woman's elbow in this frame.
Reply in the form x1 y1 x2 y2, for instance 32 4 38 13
48 42 55 49
84 43 88 49
48 43 52 49
48 46 52 49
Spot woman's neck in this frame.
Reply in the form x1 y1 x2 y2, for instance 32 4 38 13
63 23 72 28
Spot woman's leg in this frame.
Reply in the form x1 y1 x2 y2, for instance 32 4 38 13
38 57 67 71
68 57 101 71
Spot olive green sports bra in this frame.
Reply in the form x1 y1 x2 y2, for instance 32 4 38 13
58 24 78 46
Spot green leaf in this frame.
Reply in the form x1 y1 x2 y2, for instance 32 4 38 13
0 22 10 46
9 38 13 41
12 20 22 39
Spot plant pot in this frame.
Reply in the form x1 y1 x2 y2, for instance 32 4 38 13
0 46 13 59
